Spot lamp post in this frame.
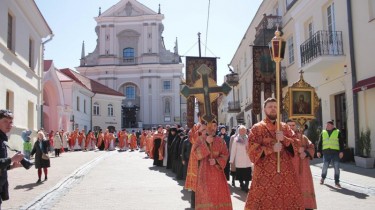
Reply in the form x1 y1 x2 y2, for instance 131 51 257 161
226 65 239 112
269 28 286 173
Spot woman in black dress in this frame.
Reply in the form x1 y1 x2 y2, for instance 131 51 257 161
31 131 51 183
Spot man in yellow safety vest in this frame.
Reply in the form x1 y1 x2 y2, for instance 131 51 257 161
317 120 344 188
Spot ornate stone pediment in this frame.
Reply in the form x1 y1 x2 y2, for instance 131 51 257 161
100 0 157 17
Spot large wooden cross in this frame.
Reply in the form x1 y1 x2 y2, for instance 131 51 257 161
181 64 231 123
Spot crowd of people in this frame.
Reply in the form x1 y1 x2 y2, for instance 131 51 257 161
2 97 347 209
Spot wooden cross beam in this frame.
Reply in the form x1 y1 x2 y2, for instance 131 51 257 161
181 64 232 123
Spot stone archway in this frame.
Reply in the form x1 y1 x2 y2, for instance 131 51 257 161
43 81 60 132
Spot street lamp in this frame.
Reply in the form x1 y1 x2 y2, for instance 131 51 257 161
225 65 239 112
269 28 286 173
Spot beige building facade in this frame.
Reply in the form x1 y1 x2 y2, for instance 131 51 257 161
221 0 375 157
0 0 52 150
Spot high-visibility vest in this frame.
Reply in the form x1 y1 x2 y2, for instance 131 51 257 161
322 130 340 150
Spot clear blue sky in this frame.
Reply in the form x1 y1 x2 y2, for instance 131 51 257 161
35 0 262 84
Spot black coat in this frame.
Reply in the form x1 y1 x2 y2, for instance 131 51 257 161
0 131 11 201
31 140 50 169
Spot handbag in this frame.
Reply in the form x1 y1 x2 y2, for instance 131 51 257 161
42 153 49 160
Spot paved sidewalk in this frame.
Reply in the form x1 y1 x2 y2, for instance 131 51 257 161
3 150 375 210
3 151 105 210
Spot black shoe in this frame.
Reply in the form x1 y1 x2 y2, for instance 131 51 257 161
320 178 324 185
231 181 235 187
44 177 48 181
36 179 41 184
335 183 342 188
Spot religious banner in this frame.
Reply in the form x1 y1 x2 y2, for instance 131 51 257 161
181 64 231 123
185 56 217 128
252 46 276 115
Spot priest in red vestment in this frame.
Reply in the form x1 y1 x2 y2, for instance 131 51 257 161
287 119 317 210
185 122 206 208
245 98 304 210
193 121 232 210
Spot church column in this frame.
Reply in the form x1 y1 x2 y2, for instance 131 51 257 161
151 22 158 53
143 23 148 54
109 24 115 56
99 25 107 55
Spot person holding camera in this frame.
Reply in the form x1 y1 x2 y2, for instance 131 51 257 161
0 109 25 208
31 131 51 183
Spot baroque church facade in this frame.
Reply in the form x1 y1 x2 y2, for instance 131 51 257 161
77 0 184 129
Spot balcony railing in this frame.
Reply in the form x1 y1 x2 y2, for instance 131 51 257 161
121 57 138 65
254 14 282 46
227 101 241 113
300 30 344 66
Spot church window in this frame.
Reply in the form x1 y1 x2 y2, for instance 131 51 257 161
148 48 152 53
123 48 135 63
106 35 109 40
108 104 114 116
163 80 171 91
148 33 152 38
93 102 100 115
164 98 171 114
126 86 135 99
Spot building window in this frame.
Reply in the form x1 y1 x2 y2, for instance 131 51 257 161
29 38 34 69
163 80 171 91
7 13 14 51
308 21 314 38
125 86 135 99
93 102 100 115
123 47 134 63
108 104 114 116
84 99 86 113
28 101 34 129
327 3 336 32
287 36 294 64
274 4 280 16
286 0 297 10
77 96 80 111
6 90 14 112
370 0 375 20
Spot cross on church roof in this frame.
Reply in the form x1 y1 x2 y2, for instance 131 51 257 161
181 64 231 123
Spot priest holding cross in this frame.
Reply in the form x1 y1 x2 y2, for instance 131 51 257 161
181 64 232 209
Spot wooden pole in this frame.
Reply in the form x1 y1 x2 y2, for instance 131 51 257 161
276 61 281 173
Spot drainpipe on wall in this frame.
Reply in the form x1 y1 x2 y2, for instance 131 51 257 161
90 93 95 131
346 0 360 155
40 34 54 129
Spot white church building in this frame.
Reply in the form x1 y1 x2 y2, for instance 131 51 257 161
77 0 184 129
